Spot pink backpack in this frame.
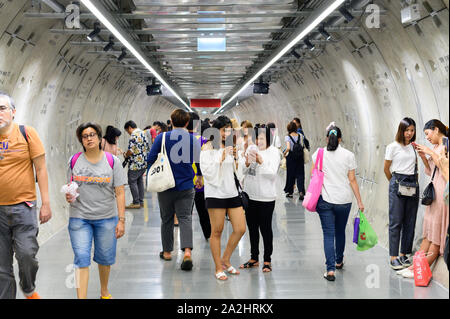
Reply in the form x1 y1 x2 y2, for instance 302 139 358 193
70 152 114 182
302 148 324 212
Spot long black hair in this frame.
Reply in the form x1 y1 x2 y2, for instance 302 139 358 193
208 116 232 149
254 127 272 150
103 125 122 145
326 126 342 151
424 119 449 137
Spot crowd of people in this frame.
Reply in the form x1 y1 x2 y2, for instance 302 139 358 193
0 90 449 299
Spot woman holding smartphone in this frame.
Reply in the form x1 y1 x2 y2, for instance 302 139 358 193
399 119 449 278
384 118 419 270
200 116 246 281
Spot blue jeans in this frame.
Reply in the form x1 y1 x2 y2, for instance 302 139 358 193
316 196 352 272
68 217 118 268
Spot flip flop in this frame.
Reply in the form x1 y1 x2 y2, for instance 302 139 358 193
240 260 259 269
262 264 272 272
223 265 240 275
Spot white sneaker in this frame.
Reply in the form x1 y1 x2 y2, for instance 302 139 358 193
396 268 411 276
401 269 415 278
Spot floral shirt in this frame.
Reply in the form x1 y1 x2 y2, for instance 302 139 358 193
127 128 149 171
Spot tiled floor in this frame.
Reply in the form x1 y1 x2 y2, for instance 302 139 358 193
15 177 449 299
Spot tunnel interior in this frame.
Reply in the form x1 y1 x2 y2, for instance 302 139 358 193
0 0 449 289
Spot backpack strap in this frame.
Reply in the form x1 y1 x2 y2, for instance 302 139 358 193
105 152 115 169
19 125 29 143
69 152 83 182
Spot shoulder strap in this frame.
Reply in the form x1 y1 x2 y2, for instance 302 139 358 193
315 148 324 171
289 135 299 145
161 132 167 155
19 125 29 143
105 152 114 169
431 166 437 181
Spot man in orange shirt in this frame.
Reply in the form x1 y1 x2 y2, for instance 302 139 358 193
0 92 52 299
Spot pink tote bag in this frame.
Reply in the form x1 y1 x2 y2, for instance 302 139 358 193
302 148 324 212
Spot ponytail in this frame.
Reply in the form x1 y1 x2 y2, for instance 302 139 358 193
326 126 342 151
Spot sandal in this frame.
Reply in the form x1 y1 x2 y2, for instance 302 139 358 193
100 294 112 299
336 262 344 270
223 265 240 275
215 271 228 281
159 252 172 261
324 272 336 281
262 264 272 272
240 260 259 269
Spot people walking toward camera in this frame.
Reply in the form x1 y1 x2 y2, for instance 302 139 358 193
239 127 280 273
0 92 52 299
398 120 449 278
311 124 364 281
123 121 149 209
384 118 420 270
147 110 201 271
65 123 126 299
200 116 246 281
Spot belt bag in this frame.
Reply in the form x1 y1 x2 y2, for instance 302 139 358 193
397 180 419 197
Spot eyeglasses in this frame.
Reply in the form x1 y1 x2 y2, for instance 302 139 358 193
0 105 11 113
82 133 98 140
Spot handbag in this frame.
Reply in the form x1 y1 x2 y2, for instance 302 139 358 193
300 134 310 164
396 146 419 197
302 148 324 212
421 167 437 206
233 163 249 211
146 132 176 192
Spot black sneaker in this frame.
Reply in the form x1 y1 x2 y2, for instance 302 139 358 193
390 258 405 270
399 255 412 267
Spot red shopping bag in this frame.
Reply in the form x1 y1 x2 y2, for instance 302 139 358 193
413 251 432 287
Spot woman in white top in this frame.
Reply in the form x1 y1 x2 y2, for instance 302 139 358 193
238 127 281 272
200 116 246 281
311 125 364 281
384 118 419 271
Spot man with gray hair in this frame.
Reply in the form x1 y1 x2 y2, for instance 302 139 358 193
0 91 52 299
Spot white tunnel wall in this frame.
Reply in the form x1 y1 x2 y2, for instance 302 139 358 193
0 1 449 285
0 1 175 244
226 1 449 268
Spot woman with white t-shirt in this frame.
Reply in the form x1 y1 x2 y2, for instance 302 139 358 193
200 116 246 281
384 118 419 271
239 127 281 273
311 124 364 281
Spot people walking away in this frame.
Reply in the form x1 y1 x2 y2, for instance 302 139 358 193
384 118 419 270
65 123 126 299
311 124 364 281
200 116 247 281
239 127 280 272
293 117 310 151
0 92 52 299
123 121 149 209
398 120 449 278
188 112 211 240
102 125 123 156
147 109 201 271
283 121 305 199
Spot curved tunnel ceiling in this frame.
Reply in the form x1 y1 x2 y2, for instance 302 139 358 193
0 0 449 286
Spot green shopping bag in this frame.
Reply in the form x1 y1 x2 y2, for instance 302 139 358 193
357 211 378 251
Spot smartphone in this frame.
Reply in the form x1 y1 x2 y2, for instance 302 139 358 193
443 137 449 154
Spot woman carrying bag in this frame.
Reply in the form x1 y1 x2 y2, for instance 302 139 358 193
200 116 246 281
384 118 419 270
398 119 449 278
311 124 364 281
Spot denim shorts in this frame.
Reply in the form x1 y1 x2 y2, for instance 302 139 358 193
68 217 118 268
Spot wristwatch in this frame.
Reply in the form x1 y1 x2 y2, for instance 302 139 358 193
119 217 126 222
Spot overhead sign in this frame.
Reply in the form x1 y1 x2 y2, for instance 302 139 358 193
190 99 222 108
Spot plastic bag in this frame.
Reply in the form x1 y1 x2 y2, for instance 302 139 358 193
61 181 79 203
357 211 378 251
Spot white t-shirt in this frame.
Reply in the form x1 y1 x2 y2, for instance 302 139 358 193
385 142 417 175
312 145 357 205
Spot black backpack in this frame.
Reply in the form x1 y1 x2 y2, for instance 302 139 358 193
289 135 303 161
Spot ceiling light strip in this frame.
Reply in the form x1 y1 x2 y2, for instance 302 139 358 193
214 0 346 115
80 0 192 112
